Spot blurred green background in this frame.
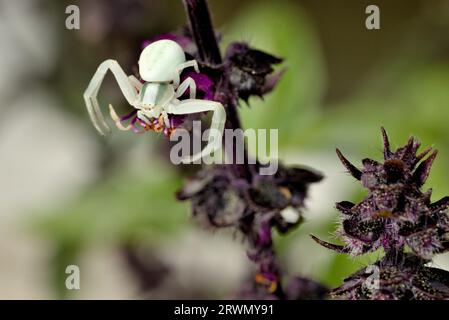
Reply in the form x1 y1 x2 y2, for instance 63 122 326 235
0 0 448 298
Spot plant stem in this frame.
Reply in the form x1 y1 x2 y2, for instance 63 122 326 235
182 0 252 180
183 0 222 64
182 0 284 299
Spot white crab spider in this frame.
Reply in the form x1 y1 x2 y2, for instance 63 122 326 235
83 39 226 163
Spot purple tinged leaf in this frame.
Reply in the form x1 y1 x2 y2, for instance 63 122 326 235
259 69 286 96
330 276 365 298
381 127 391 159
415 146 433 165
336 149 362 180
310 235 349 253
225 41 283 102
412 150 438 186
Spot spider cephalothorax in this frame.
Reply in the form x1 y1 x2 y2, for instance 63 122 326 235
84 39 226 163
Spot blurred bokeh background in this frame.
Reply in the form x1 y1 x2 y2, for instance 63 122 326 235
0 0 448 299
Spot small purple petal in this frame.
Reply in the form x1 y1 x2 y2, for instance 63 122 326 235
169 115 187 128
180 71 215 101
257 225 272 247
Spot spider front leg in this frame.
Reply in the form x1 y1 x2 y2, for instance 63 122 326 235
175 77 196 99
83 59 139 135
108 75 144 131
128 75 143 92
167 99 226 163
172 60 199 88
109 104 132 131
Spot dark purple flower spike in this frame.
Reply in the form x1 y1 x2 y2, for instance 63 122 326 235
178 162 325 299
313 127 449 300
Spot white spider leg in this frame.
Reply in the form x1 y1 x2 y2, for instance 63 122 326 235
162 110 170 128
175 77 197 99
172 60 199 88
83 59 138 135
108 75 142 131
128 75 143 92
137 110 152 125
167 99 226 163
109 104 132 131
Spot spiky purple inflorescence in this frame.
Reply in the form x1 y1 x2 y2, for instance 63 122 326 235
313 127 449 299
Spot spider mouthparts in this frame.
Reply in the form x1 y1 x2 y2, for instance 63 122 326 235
164 127 175 137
